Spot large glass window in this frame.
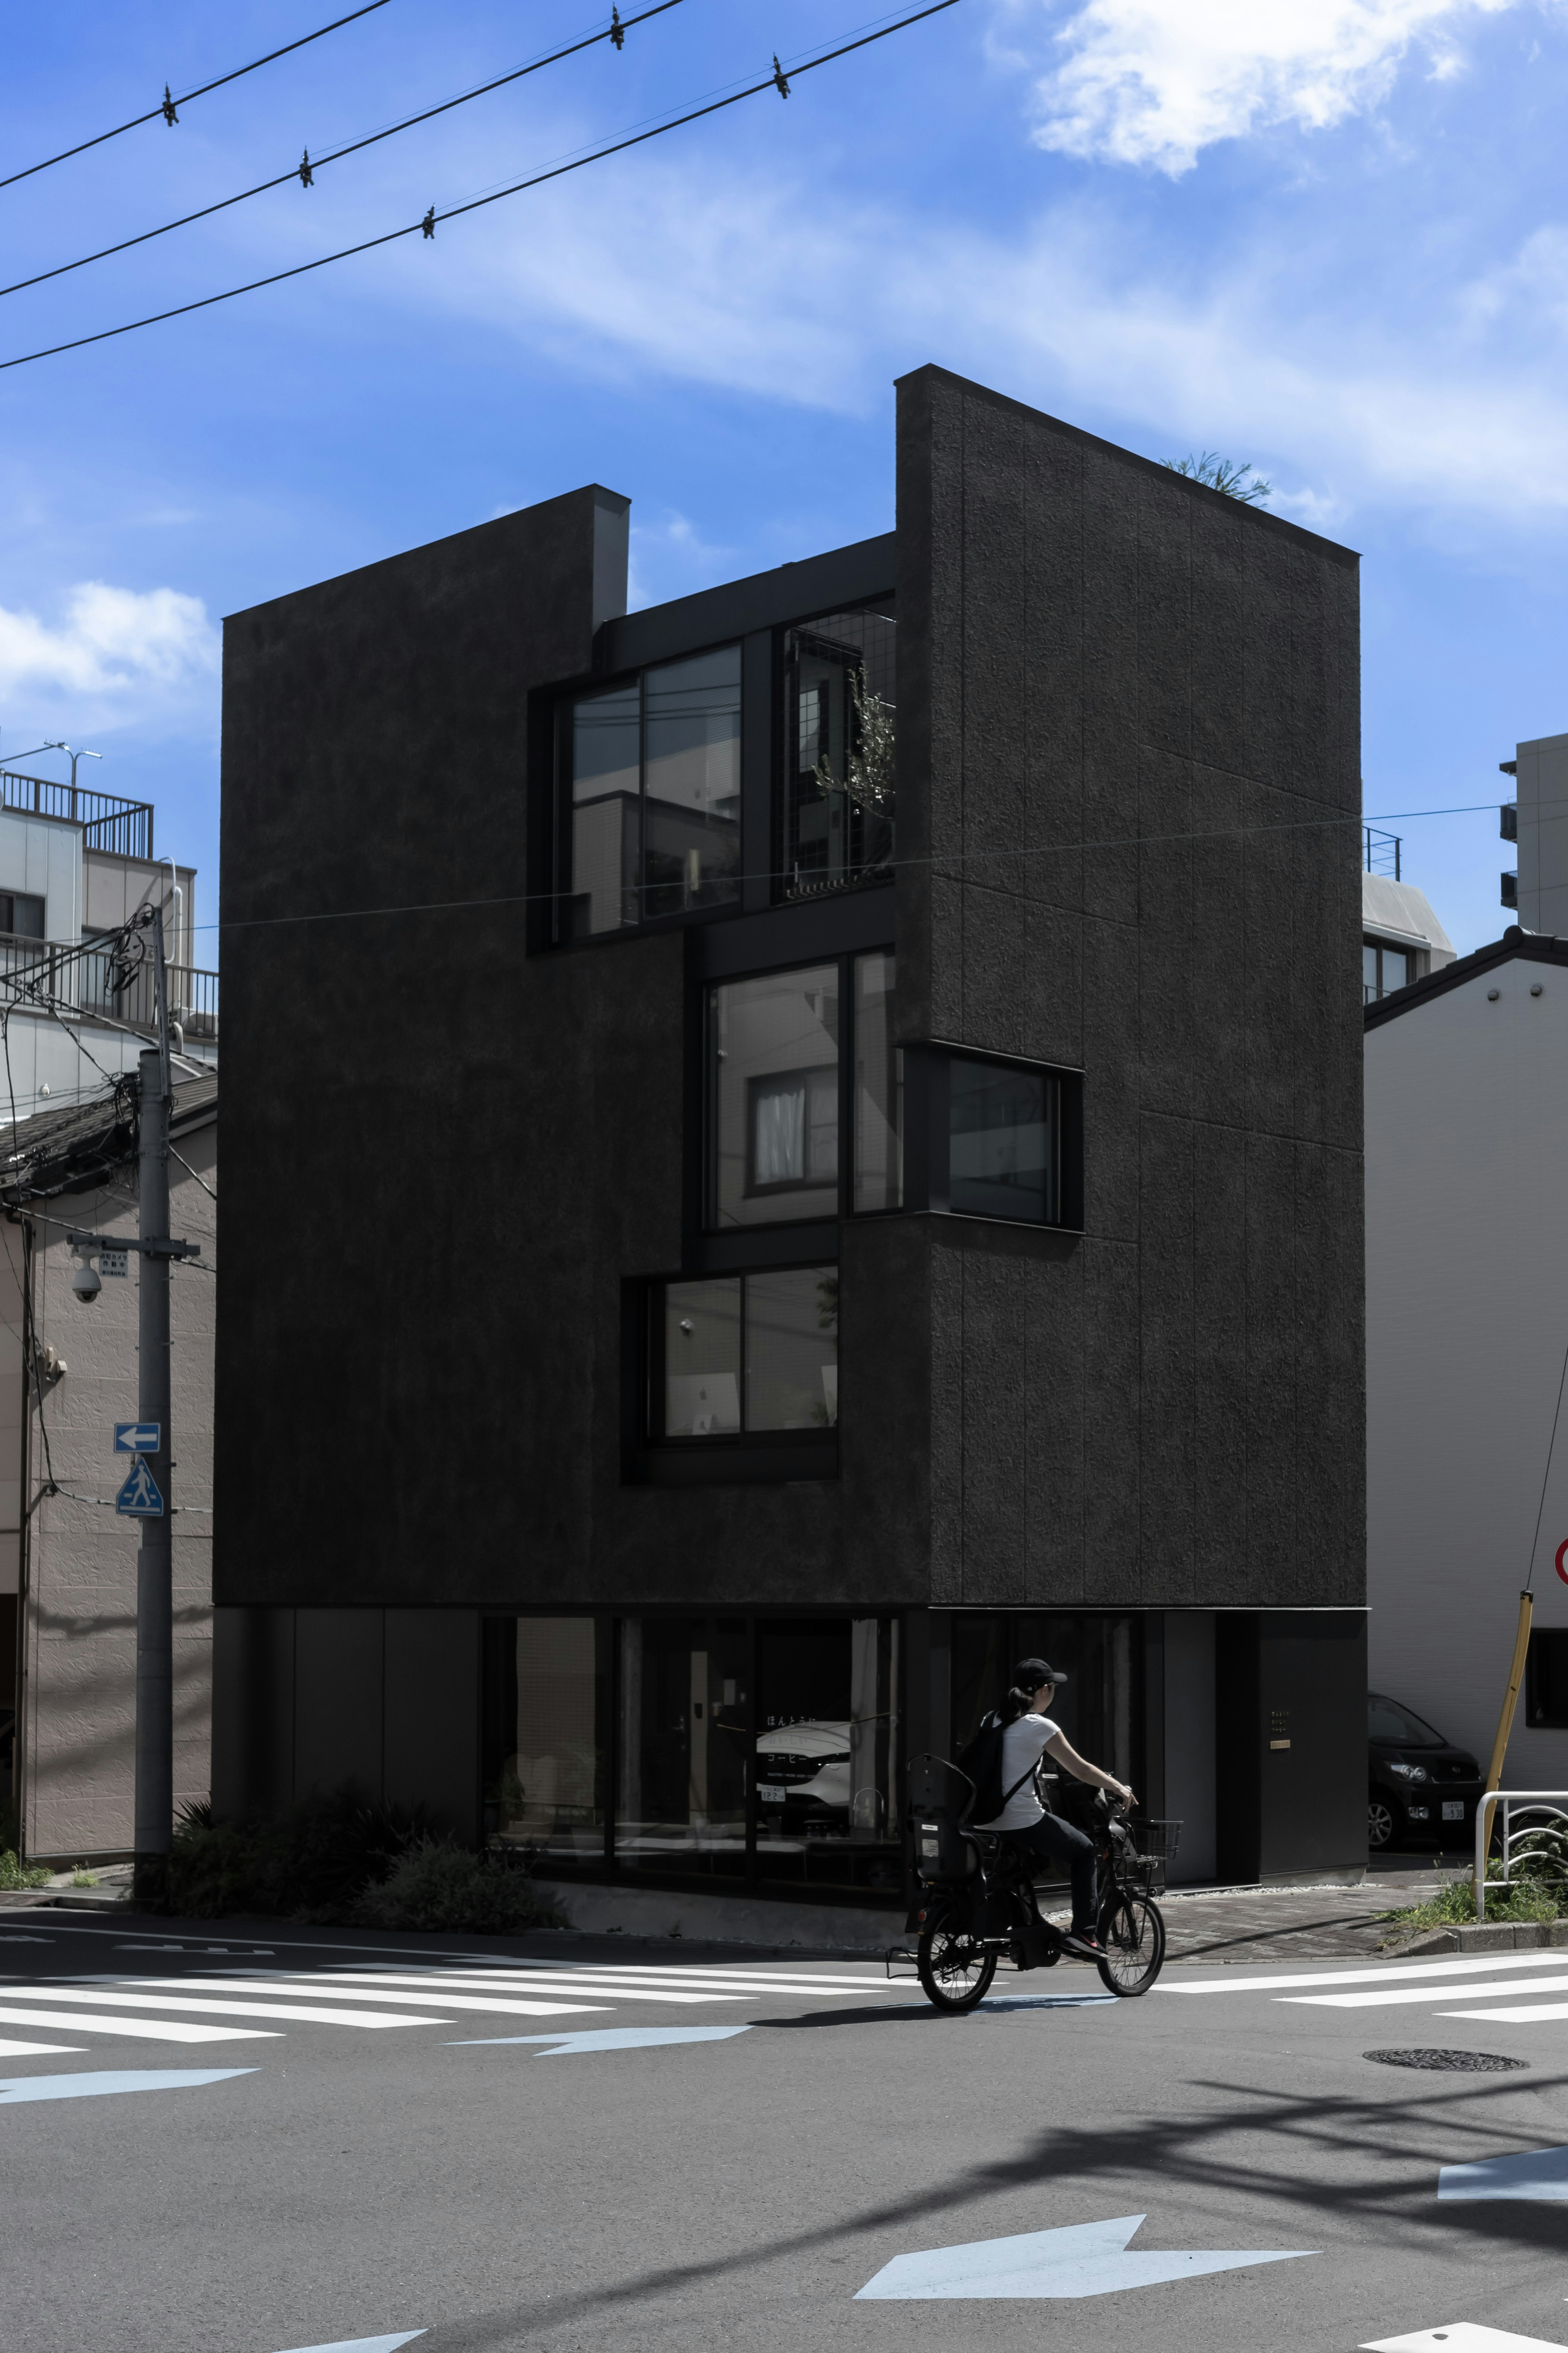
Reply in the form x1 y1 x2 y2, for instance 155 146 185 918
708 952 897 1228
948 1057 1058 1224
854 950 902 1212
615 1617 750 1877
481 1617 604 1861
952 1614 1143 1800
656 1268 837 1441
755 1616 902 1892
1363 938 1414 1004
783 604 896 901
561 647 741 937
711 964 840 1227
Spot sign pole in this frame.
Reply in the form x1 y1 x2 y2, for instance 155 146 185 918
133 909 174 1894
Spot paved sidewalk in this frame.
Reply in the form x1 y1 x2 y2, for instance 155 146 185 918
1157 1865 1462 1964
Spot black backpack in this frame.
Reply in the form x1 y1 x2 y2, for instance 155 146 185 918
956 1711 1041 1826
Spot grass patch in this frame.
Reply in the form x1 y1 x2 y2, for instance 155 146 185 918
0 1849 51 1891
1382 1874 1563 1937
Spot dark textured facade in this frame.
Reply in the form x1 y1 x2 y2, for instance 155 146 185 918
214 368 1367 1896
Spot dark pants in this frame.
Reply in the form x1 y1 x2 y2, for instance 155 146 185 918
1004 1813 1097 1932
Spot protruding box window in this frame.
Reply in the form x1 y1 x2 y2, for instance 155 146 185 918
710 964 840 1227
782 605 896 901
904 1047 1082 1230
655 1267 837 1442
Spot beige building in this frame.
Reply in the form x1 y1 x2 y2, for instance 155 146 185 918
0 1073 216 1861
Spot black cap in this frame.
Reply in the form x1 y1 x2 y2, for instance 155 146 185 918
1015 1656 1067 1689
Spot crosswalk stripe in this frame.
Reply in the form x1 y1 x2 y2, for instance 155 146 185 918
0 1988 438 2029
1164 1954 1568 1996
0 2005 274 2043
129 1979 614 2019
303 1973 739 2007
1283 1976 1568 2012
509 1967 897 1989
1437 2004 1568 2024
0 2036 82 2055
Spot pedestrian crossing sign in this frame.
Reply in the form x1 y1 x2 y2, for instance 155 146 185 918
114 1457 164 1518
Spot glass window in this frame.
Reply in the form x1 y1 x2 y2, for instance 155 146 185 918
642 649 742 919
1361 943 1379 1003
953 1613 1143 1798
948 1057 1058 1224
854 951 901 1212
615 1617 750 1877
655 1267 836 1442
662 1278 741 1437
561 648 740 938
568 685 640 938
1363 939 1416 1003
755 1616 902 1891
482 1617 604 1860
0 893 45 941
783 604 896 901
711 964 839 1227
746 1268 838 1431
1368 1695 1443 1746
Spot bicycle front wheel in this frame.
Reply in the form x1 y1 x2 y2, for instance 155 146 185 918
917 1909 998 2013
1095 1890 1165 1996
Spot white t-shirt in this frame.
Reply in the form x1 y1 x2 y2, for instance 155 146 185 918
976 1713 1060 1831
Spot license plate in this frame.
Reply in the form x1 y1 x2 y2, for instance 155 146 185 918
1442 1800 1464 1821
757 1784 789 1805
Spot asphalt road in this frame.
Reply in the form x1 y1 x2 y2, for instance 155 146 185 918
4 1905 1567 2353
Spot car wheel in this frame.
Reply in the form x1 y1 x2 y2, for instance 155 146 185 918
1368 1797 1396 1851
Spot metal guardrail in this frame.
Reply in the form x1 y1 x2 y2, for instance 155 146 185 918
0 933 216 1041
1364 825 1402 880
1474 1789 1568 1921
0 769 154 859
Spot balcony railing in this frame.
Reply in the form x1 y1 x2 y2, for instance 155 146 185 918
0 933 216 1041
0 768 155 859
1364 826 1402 880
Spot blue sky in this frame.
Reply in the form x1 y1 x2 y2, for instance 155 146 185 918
4 0 1566 962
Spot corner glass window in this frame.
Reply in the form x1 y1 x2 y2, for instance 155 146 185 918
854 951 902 1212
561 646 740 938
783 604 896 901
481 1617 604 1860
655 1268 837 1441
711 964 839 1227
948 1057 1058 1224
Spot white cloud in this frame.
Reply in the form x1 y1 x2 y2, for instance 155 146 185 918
1001 0 1517 174
0 582 218 706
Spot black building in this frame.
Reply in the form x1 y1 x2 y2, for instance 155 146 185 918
214 366 1367 1905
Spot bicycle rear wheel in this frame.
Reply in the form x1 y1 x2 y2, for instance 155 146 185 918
917 1909 998 2013
1095 1890 1165 1996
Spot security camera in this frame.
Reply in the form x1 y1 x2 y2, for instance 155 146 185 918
71 1256 102 1305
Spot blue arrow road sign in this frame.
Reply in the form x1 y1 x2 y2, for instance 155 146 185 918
115 1458 164 1518
114 1423 160 1453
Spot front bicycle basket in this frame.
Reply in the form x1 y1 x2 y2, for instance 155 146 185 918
1110 1818 1181 1891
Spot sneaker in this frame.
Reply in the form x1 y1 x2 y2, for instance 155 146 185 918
1060 1927 1104 1959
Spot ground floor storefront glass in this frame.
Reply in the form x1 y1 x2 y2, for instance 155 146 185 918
951 1613 1145 1801
481 1609 902 1894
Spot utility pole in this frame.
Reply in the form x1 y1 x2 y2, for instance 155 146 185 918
67 906 196 1895
136 906 173 1891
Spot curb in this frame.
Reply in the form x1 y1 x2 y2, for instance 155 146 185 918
1390 1920 1568 1956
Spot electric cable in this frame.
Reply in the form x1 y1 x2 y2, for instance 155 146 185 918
0 0 688 304
0 0 963 373
0 1 393 193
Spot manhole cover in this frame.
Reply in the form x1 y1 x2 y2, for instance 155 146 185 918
1364 2047 1528 2073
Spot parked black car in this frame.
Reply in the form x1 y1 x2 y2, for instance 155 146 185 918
1369 1692 1483 1851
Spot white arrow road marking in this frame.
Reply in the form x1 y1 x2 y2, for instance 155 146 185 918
854 2215 1316 2299
0 1987 438 2030
116 1978 611 2019
1439 2147 1568 2201
1165 1955 1568 1995
272 2335 425 2353
1363 2326 1568 2350
0 2068 256 2102
0 2005 272 2043
1285 1977 1568 2011
450 2025 753 2056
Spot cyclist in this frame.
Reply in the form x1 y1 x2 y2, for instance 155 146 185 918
972 1656 1135 1960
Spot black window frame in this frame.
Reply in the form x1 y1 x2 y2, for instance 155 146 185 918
627 1262 840 1486
703 949 900 1235
551 638 746 944
0 892 46 942
1363 935 1424 1005
901 1044 1084 1233
775 598 898 908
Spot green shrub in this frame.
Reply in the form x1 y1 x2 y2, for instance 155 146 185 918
350 1839 564 1936
1383 1874 1561 1937
0 1849 51 1891
158 1785 433 1921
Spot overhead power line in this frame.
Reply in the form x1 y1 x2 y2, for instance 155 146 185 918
0 1 687 304
0 0 963 373
0 2 393 194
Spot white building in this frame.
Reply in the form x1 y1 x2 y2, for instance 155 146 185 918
1365 926 1568 1782
1361 863 1454 1004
